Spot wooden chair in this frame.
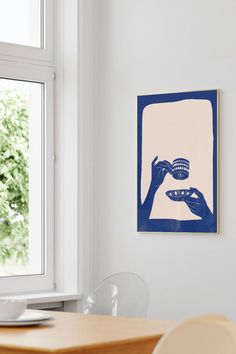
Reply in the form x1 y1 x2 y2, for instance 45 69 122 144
153 314 236 354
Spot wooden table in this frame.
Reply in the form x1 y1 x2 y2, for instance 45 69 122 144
0 310 174 354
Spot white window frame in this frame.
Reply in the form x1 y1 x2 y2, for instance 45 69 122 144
54 0 80 296
0 0 55 295
0 0 83 307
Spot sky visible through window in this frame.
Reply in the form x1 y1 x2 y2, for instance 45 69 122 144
0 0 41 47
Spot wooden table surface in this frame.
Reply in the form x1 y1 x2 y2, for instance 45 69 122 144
0 310 174 354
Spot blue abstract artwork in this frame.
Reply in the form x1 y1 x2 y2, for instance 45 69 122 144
137 90 218 233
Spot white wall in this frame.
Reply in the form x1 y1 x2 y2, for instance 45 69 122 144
80 0 236 320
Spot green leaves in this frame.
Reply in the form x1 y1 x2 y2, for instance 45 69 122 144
0 89 29 264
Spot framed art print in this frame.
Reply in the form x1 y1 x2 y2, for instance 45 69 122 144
137 90 219 233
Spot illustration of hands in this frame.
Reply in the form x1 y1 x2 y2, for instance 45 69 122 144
143 156 214 229
151 156 172 190
183 188 209 217
183 187 214 226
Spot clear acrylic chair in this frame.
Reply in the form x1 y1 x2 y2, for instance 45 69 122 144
153 314 236 354
82 272 149 318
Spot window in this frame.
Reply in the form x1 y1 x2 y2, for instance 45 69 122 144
0 0 54 294
0 0 80 303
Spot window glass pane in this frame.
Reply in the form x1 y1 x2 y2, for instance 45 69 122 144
0 0 42 48
0 78 43 277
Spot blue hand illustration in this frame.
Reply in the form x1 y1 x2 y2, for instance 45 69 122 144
151 156 172 190
184 187 214 227
139 156 172 222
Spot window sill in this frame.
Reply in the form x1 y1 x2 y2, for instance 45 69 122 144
5 292 82 310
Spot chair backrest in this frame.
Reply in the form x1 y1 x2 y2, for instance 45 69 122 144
82 272 149 318
153 314 236 354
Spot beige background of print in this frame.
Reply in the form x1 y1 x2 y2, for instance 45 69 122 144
141 99 213 220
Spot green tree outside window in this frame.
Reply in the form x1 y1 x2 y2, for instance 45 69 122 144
0 89 29 264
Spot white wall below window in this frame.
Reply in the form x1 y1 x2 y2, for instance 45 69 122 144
80 0 236 320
